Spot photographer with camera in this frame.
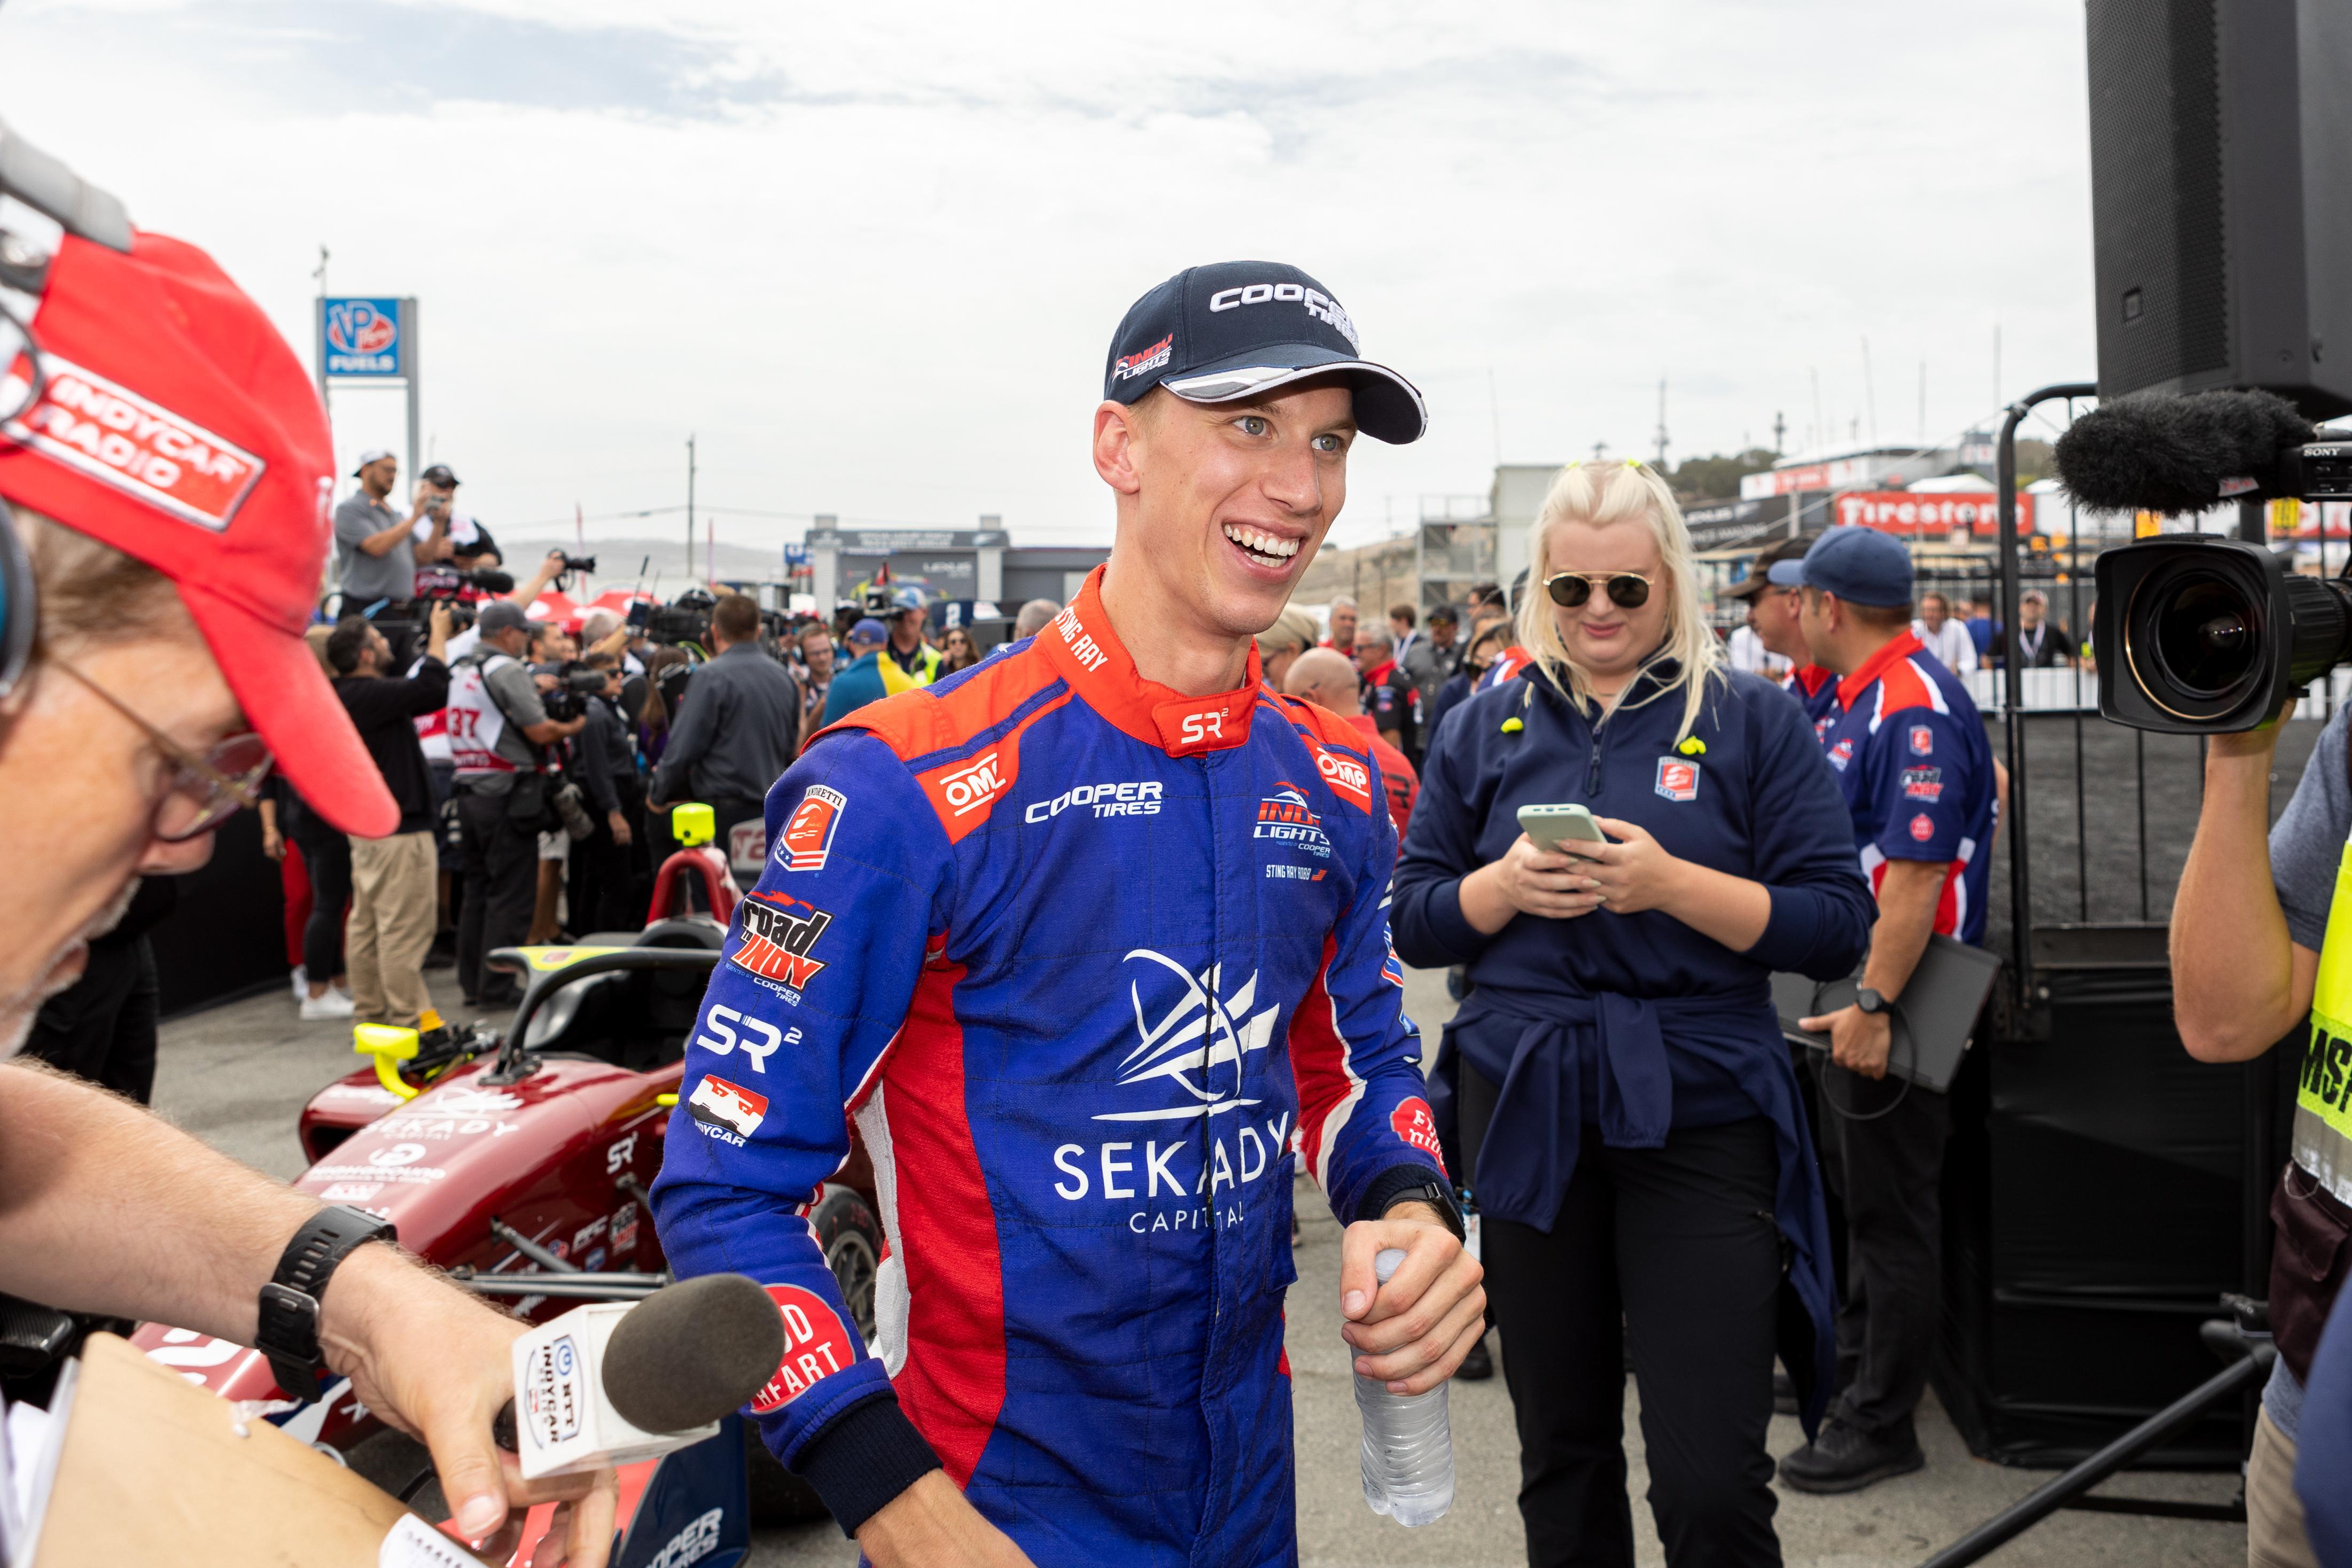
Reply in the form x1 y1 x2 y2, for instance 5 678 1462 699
409 463 499 572
565 653 644 933
0 200 613 1560
648 592 799 852
447 599 585 1010
334 450 443 668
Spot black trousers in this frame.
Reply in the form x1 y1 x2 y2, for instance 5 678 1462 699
456 787 539 1005
291 825 351 982
1467 1069 1786 1568
24 937 158 1103
569 774 648 935
1813 1065 1950 1439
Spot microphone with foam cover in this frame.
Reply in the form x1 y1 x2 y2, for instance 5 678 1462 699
2052 388 2315 514
601 1271 783 1433
500 1272 790 1479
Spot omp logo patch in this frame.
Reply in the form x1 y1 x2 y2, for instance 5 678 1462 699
751 1285 857 1411
777 785 846 871
1315 745 1374 813
729 892 834 997
2 357 266 532
938 752 1005 817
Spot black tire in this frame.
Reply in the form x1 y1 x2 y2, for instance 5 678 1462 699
741 1183 885 1525
809 1183 882 1343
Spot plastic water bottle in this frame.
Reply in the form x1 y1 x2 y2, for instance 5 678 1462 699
1352 1247 1455 1526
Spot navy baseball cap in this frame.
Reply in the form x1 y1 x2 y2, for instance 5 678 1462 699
848 618 888 644
1795 526 1913 607
1103 261 1427 444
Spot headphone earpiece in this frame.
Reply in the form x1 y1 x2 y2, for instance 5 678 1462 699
0 509 32 705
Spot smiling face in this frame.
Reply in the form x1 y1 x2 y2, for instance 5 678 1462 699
1093 380 1356 648
1540 516 1669 692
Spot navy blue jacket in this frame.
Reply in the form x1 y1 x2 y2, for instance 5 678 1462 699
1392 658 1872 1431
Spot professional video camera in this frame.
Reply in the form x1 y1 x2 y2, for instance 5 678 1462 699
635 586 716 649
539 665 610 723
2059 389 2352 732
411 565 513 633
552 550 597 578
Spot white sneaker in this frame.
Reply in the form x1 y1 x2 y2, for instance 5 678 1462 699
300 990 355 1021
290 964 308 1002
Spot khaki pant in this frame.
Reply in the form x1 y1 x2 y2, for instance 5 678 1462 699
346 831 439 1028
2250 1408 2319 1568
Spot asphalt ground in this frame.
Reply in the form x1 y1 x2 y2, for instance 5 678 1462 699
152 953 2250 1567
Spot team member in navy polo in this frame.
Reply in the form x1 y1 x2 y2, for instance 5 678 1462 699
1722 536 1839 734
1778 525 1996 1495
1394 459 1871 1567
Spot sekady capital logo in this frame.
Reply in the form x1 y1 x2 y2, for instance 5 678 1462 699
1093 949 1278 1124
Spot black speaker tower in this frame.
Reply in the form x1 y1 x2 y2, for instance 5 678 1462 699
2086 0 2352 418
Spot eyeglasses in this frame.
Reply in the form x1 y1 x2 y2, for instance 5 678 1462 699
0 297 44 430
1544 571 1653 610
49 658 274 841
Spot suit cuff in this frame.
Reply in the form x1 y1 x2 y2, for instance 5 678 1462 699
789 1390 944 1538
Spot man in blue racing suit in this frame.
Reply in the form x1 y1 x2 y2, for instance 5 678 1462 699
652 261 1485 1567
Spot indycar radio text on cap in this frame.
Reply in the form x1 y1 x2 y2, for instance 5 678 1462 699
0 229 398 836
1103 260 1428 446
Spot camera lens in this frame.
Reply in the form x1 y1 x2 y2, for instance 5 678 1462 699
2150 575 2258 697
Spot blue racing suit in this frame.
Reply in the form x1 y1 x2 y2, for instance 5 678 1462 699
651 567 1448 1566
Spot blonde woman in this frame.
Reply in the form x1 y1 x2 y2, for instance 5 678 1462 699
1393 459 1871 1567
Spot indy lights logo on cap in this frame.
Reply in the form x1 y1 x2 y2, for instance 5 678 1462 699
2 356 264 533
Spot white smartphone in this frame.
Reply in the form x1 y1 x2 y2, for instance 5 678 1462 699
1517 802 1608 851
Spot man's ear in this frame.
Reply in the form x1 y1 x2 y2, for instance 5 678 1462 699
1093 401 1145 497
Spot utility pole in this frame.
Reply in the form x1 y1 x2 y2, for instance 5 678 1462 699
686 434 697 582
1772 410 1787 455
311 245 330 423
1653 375 1669 470
1860 336 1878 448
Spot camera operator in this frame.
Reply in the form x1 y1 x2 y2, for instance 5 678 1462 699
2172 694 2352 1568
324 606 450 1029
566 653 645 934
447 600 585 1010
334 450 442 668
648 592 798 851
0 215 611 1560
1779 527 1997 1497
410 463 500 572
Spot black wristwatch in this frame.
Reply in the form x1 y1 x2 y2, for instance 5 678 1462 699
256 1206 398 1399
1856 987 1889 1016
1380 1177 1467 1243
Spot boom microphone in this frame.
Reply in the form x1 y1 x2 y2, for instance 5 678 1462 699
501 1272 785 1479
2053 388 2315 514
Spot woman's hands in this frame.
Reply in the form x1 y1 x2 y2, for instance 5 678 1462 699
1457 834 1606 934
1560 817 1687 915
1457 817 1773 951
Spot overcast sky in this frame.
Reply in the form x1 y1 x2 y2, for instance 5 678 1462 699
0 1 2096 552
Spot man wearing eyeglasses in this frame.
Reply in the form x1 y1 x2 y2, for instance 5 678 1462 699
0 208 614 1562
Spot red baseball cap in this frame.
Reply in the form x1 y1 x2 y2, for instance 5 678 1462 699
0 230 396 836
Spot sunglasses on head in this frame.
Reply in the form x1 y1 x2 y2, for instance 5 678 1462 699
1543 571 1653 610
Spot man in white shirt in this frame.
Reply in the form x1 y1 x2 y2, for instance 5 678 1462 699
1911 590 1978 675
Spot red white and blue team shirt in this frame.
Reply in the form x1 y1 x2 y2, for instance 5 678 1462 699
650 567 1443 1566
1816 630 1996 947
1786 663 1840 735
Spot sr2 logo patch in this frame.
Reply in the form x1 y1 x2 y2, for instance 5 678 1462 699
695 1005 802 1072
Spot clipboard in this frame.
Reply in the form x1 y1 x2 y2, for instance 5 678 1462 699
27 1331 488 1567
1770 934 2001 1094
